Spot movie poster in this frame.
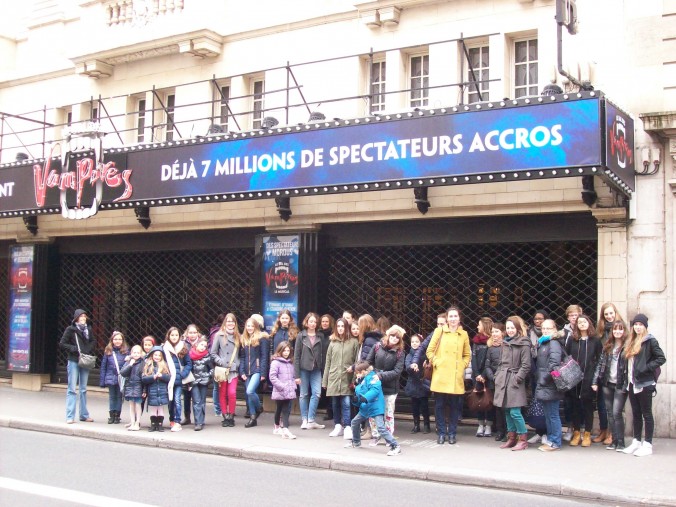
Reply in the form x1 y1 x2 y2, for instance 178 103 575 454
7 245 34 372
262 235 299 333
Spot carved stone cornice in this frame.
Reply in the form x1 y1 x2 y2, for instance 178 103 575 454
591 207 628 228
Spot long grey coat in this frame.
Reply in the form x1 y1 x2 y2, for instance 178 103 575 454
493 335 531 408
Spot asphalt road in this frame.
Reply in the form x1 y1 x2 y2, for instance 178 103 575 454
0 427 604 507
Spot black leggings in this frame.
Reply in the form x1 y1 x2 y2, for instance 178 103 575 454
628 385 655 443
571 396 594 432
274 399 292 428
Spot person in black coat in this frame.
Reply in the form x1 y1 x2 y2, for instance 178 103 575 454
142 346 171 432
404 334 431 433
120 344 145 430
59 309 96 424
534 320 565 451
564 314 602 447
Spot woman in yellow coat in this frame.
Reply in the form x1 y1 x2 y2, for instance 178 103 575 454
426 306 471 444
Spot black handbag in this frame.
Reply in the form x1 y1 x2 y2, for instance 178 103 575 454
553 351 584 392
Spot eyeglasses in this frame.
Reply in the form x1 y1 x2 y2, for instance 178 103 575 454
388 334 400 339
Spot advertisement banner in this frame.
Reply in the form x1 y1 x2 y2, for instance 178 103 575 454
261 235 299 333
7 245 34 371
604 100 635 191
0 96 606 214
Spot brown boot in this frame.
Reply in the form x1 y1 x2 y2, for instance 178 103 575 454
569 430 581 446
511 433 529 451
592 429 607 443
603 432 614 446
499 432 517 449
581 431 592 447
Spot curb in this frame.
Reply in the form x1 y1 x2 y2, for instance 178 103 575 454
2 415 673 506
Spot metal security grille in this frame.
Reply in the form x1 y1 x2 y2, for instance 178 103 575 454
56 249 254 369
325 241 597 336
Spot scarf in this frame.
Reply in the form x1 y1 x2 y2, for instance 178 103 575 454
537 335 552 347
472 333 489 345
189 347 209 361
532 326 543 338
76 323 89 339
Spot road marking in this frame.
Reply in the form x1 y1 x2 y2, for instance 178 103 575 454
0 477 158 507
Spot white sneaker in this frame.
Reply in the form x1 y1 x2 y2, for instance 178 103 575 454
171 423 182 432
369 437 382 447
622 438 642 454
527 434 542 444
563 427 573 442
387 445 402 456
329 424 343 437
542 435 549 446
307 420 326 430
633 441 652 457
476 424 484 437
300 419 308 430
282 428 297 439
343 426 353 440
273 425 282 435
483 424 492 437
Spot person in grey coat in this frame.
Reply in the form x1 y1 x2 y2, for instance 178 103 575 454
534 320 565 451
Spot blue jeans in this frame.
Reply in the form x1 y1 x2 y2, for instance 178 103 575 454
169 384 183 422
434 393 462 437
245 373 262 415
350 412 397 448
66 360 90 421
299 369 322 421
108 385 123 412
212 382 222 415
332 395 351 427
192 384 207 426
541 399 562 448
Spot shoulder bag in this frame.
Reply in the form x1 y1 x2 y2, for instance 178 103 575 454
552 350 584 392
111 351 126 393
74 332 96 370
465 380 493 412
214 342 238 383
423 330 441 381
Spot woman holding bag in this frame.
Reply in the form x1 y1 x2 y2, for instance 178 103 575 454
426 306 470 445
59 309 96 424
534 319 565 451
210 313 242 428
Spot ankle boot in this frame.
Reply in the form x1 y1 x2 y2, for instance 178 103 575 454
148 416 157 432
511 433 529 451
569 430 581 446
500 432 517 449
114 411 121 424
581 431 592 447
592 429 607 443
228 414 235 427
108 411 115 424
245 413 258 428
222 414 229 427
411 418 420 434
157 416 165 432
423 418 431 434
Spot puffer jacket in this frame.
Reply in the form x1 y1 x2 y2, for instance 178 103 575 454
322 337 359 396
366 342 405 396
565 336 602 400
359 331 383 362
142 364 171 406
239 337 270 377
120 359 144 399
353 370 385 418
493 335 531 408
269 357 297 400
99 347 129 387
617 334 666 392
534 337 565 401
190 351 213 386
404 347 430 398
482 344 502 390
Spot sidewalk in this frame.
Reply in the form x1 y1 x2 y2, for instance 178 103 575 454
0 382 674 506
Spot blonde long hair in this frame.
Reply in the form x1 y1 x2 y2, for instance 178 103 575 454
241 318 262 347
624 321 647 359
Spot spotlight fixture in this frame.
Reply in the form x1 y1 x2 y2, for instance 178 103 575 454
23 216 38 235
134 206 151 229
541 83 563 96
261 117 279 129
16 152 30 162
308 111 325 122
275 196 291 221
206 123 225 136
413 186 430 215
580 175 597 207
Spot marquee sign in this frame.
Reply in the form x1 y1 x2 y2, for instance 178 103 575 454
0 91 635 218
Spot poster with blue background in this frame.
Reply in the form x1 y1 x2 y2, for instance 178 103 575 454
7 245 34 371
262 235 299 333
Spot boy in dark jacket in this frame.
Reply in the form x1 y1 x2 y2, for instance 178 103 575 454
344 361 401 456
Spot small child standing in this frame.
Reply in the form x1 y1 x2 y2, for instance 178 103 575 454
269 341 297 439
404 333 431 434
120 345 144 430
344 361 401 456
99 331 129 425
142 346 171 432
189 336 213 431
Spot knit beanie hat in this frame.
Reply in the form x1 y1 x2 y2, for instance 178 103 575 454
631 313 649 328
251 313 266 330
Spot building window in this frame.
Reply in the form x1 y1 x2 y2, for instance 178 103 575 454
165 93 176 141
370 59 386 113
409 54 429 108
219 85 230 131
136 99 146 143
514 38 538 98
91 106 99 122
467 46 489 103
252 79 264 130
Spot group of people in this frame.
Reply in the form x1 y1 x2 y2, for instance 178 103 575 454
59 302 666 457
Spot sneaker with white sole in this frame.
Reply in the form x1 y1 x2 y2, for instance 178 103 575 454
300 419 308 430
633 441 652 457
563 428 573 442
527 434 542 444
273 425 282 435
343 426 353 440
282 428 297 439
387 445 402 456
483 424 492 437
622 439 642 454
170 423 182 432
344 441 361 448
476 424 484 437
329 424 344 437
542 435 549 446
307 420 326 430
369 437 382 447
